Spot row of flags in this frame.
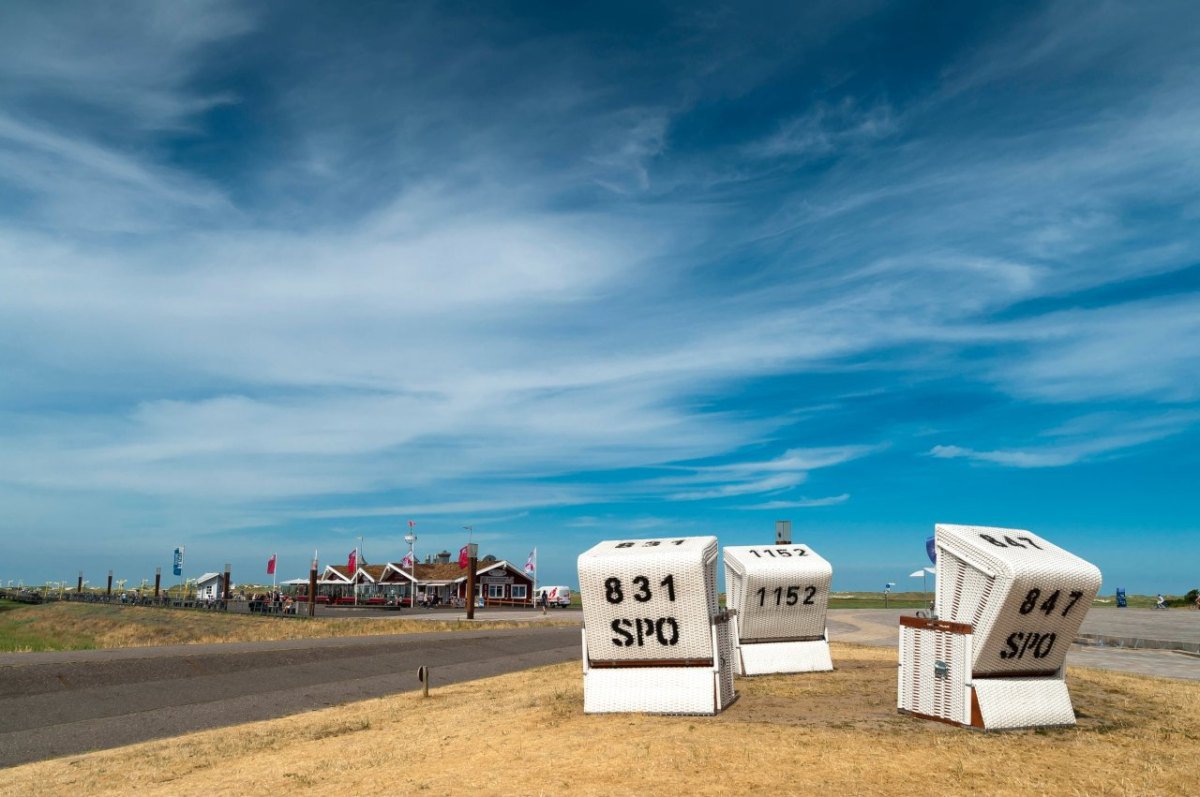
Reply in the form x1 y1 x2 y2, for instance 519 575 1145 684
180 532 931 586
174 530 539 581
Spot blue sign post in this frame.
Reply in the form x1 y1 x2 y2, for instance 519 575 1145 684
173 547 184 576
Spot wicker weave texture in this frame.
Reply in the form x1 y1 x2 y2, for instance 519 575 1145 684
936 549 996 630
897 624 970 725
934 524 1101 675
738 638 833 675
723 545 832 643
578 536 719 663
583 667 722 715
972 678 1076 729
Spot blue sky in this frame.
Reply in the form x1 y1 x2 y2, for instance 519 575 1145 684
1 1 1197 593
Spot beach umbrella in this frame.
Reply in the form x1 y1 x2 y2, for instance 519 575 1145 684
910 567 935 605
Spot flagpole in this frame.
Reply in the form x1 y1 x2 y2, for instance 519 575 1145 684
404 522 417 609
533 547 538 599
464 526 473 608
272 552 277 592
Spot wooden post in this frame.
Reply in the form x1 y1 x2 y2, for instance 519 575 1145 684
465 543 479 620
222 564 231 610
154 567 161 599
106 570 113 597
77 572 83 595
308 562 318 618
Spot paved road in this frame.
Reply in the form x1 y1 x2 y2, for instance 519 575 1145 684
0 626 580 769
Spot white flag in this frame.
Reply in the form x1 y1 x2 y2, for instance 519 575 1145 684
524 549 536 575
401 551 414 568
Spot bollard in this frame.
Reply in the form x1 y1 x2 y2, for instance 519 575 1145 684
417 665 430 698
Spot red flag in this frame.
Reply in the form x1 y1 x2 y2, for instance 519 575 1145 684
266 555 277 576
458 545 469 569
408 520 416 528
348 549 357 575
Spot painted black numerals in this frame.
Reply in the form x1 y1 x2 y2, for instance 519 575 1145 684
1000 631 1057 660
979 533 1043 550
610 617 679 647
604 575 676 605
755 585 817 608
748 548 808 558
1018 588 1084 617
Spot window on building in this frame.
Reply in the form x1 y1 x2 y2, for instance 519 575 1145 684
512 584 527 599
488 584 504 599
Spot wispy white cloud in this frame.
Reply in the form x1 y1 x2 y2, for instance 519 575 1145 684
0 0 251 129
0 113 234 233
0 1 248 232
930 411 1198 468
686 446 880 475
748 98 896 161
588 109 671 193
668 472 807 501
656 446 874 502
738 494 850 510
986 298 1200 403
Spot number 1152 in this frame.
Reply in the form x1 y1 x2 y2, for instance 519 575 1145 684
756 585 817 607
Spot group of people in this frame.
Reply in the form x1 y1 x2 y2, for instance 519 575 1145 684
247 591 295 613
1153 592 1200 610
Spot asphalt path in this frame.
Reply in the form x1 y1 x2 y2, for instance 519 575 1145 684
0 625 580 769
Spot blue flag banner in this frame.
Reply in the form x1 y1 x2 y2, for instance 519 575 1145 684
925 535 936 565
173 547 184 576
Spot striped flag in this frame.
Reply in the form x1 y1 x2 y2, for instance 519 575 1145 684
266 554 277 575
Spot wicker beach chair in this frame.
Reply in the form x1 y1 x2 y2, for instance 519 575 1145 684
578 536 736 715
898 524 1101 729
723 544 833 675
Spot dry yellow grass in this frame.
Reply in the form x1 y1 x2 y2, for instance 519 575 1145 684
4 644 1196 796
0 602 574 651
